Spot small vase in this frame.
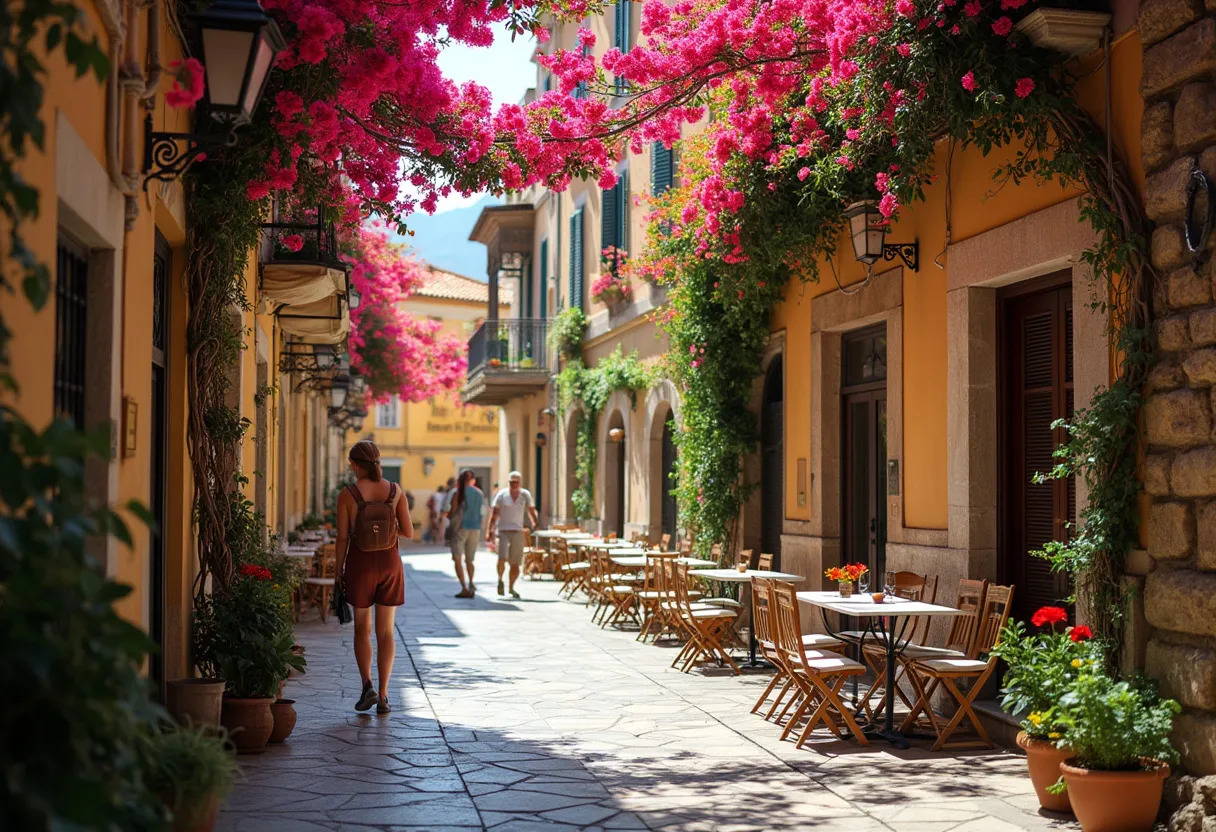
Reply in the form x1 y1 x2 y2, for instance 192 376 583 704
1017 731 1073 813
220 696 275 754
269 699 297 743
1059 758 1168 832
838 580 853 598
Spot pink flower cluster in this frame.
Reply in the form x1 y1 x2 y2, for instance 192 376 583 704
166 58 205 109
345 226 466 403
590 270 633 305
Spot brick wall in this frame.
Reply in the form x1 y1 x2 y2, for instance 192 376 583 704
1139 0 1216 783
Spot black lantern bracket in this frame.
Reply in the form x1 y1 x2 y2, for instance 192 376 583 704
882 242 919 272
142 113 239 191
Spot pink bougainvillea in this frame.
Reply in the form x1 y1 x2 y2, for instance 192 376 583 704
166 58 205 109
345 226 466 403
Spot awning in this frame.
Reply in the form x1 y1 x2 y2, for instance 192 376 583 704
277 294 349 344
261 264 347 309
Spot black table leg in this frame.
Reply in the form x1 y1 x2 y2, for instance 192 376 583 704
739 581 770 670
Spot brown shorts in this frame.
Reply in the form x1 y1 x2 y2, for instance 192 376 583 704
344 546 405 608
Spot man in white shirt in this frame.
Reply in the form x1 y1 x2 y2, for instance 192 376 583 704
486 470 539 599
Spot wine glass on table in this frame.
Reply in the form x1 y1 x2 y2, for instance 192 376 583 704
857 570 871 595
884 570 896 597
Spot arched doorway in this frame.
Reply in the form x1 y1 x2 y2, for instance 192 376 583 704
661 418 678 539
761 356 784 565
605 410 626 537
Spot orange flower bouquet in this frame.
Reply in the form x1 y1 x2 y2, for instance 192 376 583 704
825 563 868 597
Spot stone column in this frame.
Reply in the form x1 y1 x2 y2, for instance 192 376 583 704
1139 0 1216 778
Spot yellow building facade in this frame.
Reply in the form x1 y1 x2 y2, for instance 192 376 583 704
3 0 346 688
345 267 508 535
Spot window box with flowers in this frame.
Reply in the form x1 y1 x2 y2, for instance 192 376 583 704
594 247 634 312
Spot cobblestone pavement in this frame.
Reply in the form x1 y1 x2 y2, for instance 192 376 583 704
217 545 1080 832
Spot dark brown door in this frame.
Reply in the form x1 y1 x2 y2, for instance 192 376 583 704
1001 280 1074 622
761 357 784 564
841 327 887 578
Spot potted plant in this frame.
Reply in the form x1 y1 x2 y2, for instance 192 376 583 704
547 307 587 360
165 678 227 728
824 563 867 597
591 269 633 312
193 563 305 754
268 699 298 743
1051 671 1180 832
146 722 238 832
990 606 1099 813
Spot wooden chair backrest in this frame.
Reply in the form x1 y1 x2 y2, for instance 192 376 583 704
751 577 774 647
660 533 672 550
644 551 678 593
678 539 692 556
711 542 723 561
973 584 1015 659
317 545 336 578
770 581 808 670
945 578 988 654
757 552 773 571
672 562 699 615
736 548 753 568
554 537 569 565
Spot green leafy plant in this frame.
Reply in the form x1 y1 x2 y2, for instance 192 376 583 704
991 610 1102 741
0 416 169 831
1050 672 1179 785
555 347 653 519
145 722 238 827
192 570 304 698
547 307 587 360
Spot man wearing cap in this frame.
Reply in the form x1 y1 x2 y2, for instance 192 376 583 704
486 471 539 599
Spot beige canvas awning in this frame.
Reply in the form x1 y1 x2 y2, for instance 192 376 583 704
277 294 349 344
262 264 347 309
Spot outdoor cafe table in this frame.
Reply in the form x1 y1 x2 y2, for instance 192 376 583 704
609 554 715 568
690 569 805 668
797 590 968 748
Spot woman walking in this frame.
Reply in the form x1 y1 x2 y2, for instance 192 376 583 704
335 439 413 714
447 469 486 598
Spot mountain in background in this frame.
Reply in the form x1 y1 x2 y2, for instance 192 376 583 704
393 194 499 280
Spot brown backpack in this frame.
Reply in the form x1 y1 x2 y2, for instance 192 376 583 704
346 483 399 552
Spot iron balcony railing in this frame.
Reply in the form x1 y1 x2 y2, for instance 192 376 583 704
468 319 550 377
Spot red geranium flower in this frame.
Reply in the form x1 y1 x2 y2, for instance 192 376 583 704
239 563 273 581
1030 606 1067 628
1069 625 1093 642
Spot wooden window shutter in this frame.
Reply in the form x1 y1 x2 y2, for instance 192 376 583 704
651 142 673 196
617 169 629 254
539 238 549 320
614 2 630 94
570 209 584 309
601 181 618 253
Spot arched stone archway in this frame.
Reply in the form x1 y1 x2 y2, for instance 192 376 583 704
644 380 682 542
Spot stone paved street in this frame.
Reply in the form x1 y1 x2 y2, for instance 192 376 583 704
217 546 1081 832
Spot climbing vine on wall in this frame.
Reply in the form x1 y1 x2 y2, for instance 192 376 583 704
637 2 1151 664
555 347 653 520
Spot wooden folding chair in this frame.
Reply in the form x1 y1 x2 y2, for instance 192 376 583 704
901 584 1013 750
756 552 773 571
769 581 868 747
636 551 679 642
522 529 547 579
557 539 589 598
669 563 740 674
594 549 639 629
303 544 336 623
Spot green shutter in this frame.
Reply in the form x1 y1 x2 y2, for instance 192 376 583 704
617 169 629 254
539 238 549 320
614 2 630 94
601 182 618 254
569 209 584 310
651 142 673 196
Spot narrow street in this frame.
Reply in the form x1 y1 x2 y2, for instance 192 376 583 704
216 546 1075 832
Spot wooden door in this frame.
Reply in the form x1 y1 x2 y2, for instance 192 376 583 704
1001 280 1074 621
841 326 887 579
761 357 784 564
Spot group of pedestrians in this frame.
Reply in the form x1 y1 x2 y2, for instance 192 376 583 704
332 438 541 715
442 468 538 600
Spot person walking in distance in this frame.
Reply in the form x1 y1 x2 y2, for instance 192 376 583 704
335 440 413 714
447 469 485 598
486 471 538 599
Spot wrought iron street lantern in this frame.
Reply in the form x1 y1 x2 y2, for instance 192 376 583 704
143 0 285 188
329 373 351 410
844 200 919 272
313 344 335 371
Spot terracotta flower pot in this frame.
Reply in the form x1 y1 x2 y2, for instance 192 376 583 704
219 697 275 754
268 699 297 743
1016 731 1073 813
166 794 220 832
165 679 226 728
1059 758 1168 832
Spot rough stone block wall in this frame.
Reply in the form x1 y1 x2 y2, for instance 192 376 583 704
1139 0 1216 780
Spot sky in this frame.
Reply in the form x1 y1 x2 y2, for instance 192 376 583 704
431 31 539 213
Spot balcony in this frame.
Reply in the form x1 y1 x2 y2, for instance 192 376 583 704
462 319 550 406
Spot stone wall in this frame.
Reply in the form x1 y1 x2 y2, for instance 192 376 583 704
1139 0 1216 777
